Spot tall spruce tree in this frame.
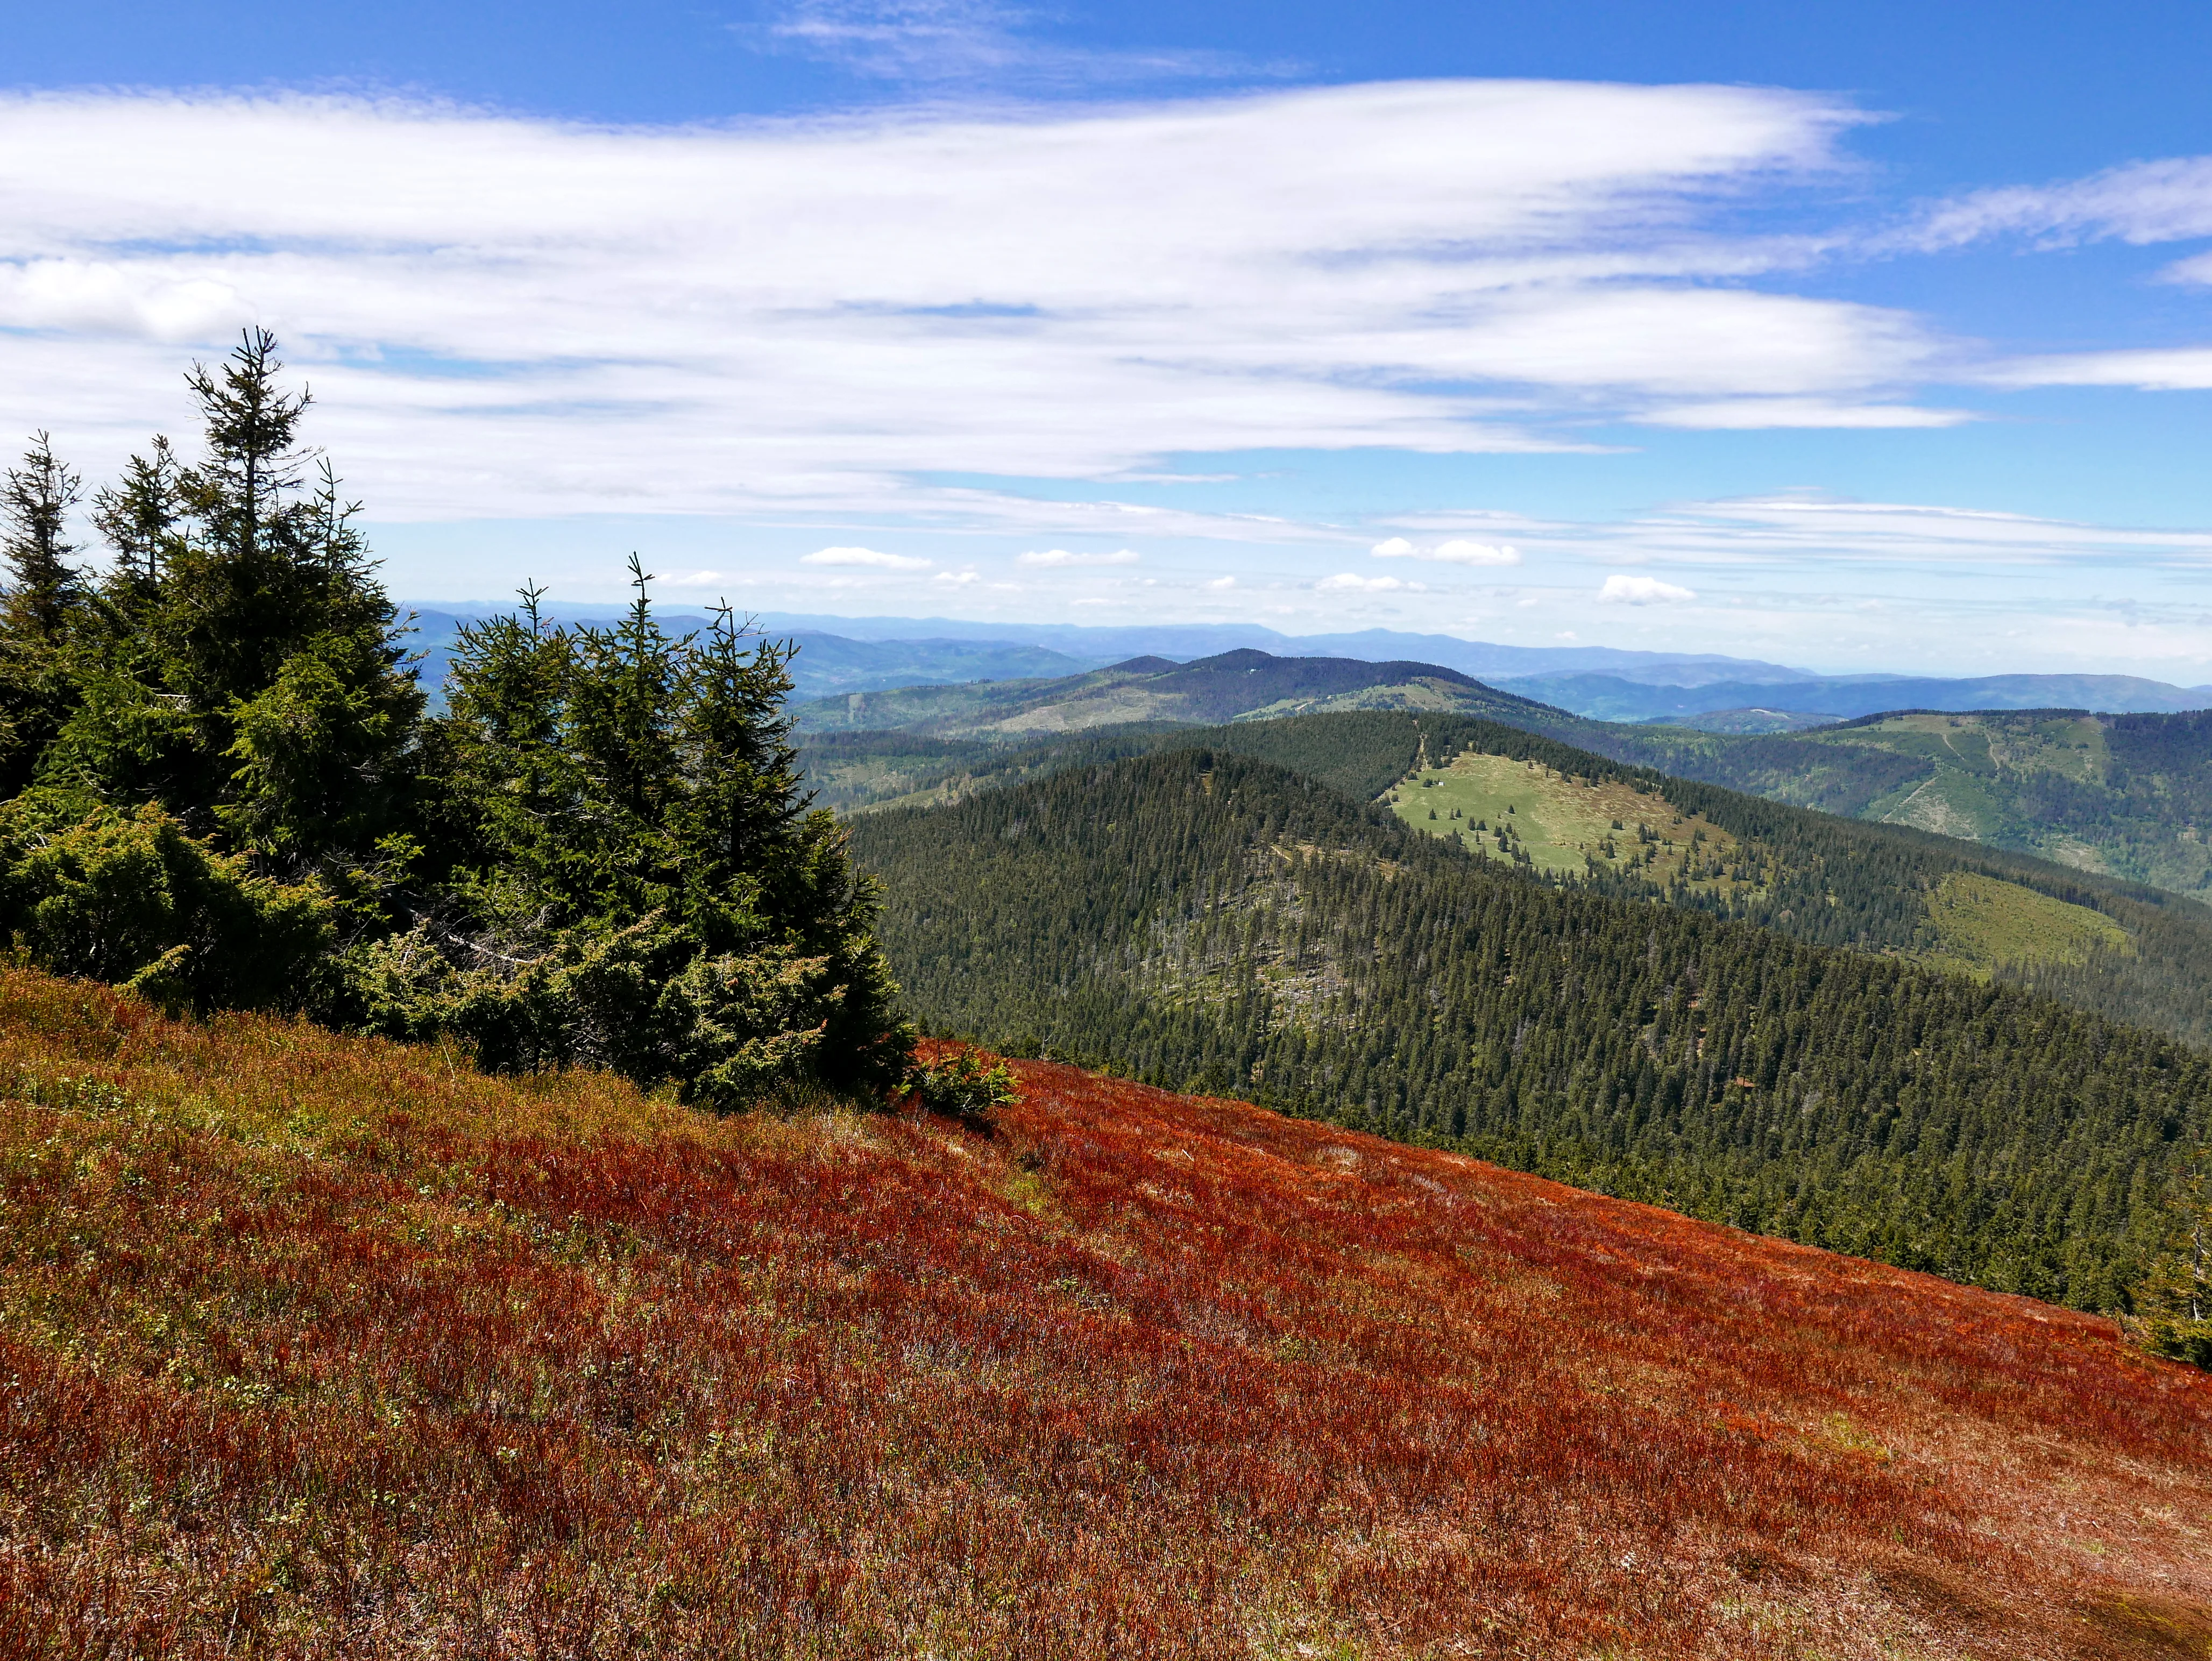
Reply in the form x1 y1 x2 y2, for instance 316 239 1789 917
0 434 87 796
37 329 422 883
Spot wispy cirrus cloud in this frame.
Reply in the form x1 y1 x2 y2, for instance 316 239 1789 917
1016 547 1140 567
0 80 1946 527
1370 537 1521 566
1979 348 2212 391
1912 157 2212 253
758 0 1268 88
802 545 931 568
1378 493 2212 573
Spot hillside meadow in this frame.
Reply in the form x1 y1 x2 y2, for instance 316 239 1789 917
0 968 2208 1656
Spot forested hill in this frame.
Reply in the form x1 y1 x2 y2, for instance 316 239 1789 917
1462 705 2212 902
790 647 1559 735
847 748 2210 1311
807 708 2212 1048
795 649 2212 901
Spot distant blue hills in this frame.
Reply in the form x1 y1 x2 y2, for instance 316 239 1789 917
398 606 2211 721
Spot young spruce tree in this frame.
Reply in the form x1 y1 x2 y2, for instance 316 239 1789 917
363 558 911 1104
2133 1151 2212 1367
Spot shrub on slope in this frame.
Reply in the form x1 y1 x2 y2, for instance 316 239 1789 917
0 968 2207 1658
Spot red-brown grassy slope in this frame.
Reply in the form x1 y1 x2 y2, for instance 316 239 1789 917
0 969 2206 1659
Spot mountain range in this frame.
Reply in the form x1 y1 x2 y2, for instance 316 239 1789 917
795 648 2212 902
1489 671 2212 725
405 604 2212 719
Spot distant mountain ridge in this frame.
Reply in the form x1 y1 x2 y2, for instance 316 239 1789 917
402 608 1109 701
789 647 1559 735
1495 670 2212 723
402 602 2212 716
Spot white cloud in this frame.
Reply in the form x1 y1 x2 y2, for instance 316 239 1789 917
801 545 931 568
1598 574 1697 604
1979 348 2212 391
1914 156 2212 251
1641 397 1972 429
933 567 980 583
1376 493 2212 577
1371 536 1521 565
1432 539 1521 566
1016 547 1142 567
762 0 1259 87
1318 572 1422 592
0 82 1890 521
0 259 250 340
2160 250 2212 287
1626 495 2212 565
1206 574 1236 589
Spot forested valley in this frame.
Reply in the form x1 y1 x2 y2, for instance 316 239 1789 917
812 709 2212 1048
849 746 2212 1321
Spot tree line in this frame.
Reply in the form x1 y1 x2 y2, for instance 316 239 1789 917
0 331 909 1103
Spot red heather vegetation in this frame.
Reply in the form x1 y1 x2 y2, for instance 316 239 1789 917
0 969 2208 1659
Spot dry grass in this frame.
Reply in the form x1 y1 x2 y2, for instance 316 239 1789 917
0 967 2205 1658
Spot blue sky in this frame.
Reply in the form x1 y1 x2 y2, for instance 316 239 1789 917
6 0 2212 675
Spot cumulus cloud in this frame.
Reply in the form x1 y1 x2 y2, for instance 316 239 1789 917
0 259 250 340
802 545 931 569
1206 574 1236 589
933 566 980 583
0 82 1895 521
1598 574 1697 605
1016 547 1142 567
1370 537 1521 565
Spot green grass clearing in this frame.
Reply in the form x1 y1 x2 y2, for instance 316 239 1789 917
1919 871 2132 978
1384 751 1749 892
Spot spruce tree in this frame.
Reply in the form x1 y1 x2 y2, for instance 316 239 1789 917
0 335 911 1098
367 560 910 1102
90 435 184 604
39 329 422 881
0 434 91 798
2133 1154 2212 1367
0 433 83 643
